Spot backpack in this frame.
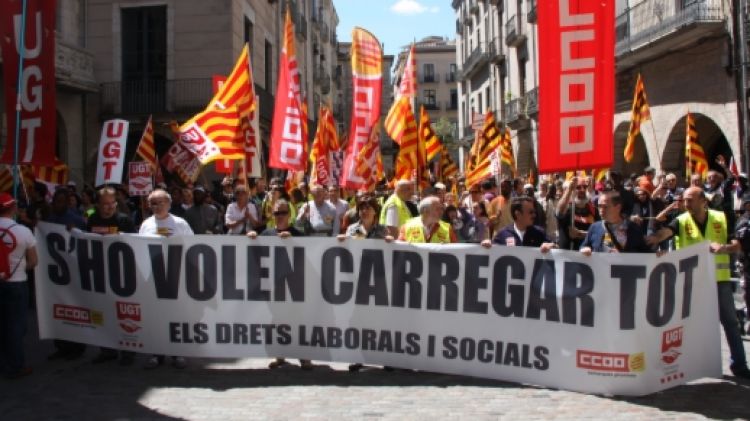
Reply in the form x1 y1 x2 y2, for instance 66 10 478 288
0 224 19 281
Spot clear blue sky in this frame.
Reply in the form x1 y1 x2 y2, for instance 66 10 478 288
335 0 455 60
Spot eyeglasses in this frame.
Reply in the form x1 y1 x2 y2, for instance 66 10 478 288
273 210 289 216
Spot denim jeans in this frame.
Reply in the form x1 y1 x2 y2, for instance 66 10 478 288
0 281 29 373
717 282 747 368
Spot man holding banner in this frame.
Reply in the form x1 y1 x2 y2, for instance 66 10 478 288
580 191 651 255
647 187 750 379
87 187 137 366
483 196 555 253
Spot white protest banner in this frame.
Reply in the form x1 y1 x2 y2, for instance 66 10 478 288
34 222 721 396
95 119 129 186
128 162 153 196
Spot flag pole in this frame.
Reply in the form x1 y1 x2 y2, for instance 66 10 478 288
12 0 30 202
648 117 662 171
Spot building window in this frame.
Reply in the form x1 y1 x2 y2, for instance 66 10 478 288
423 63 435 83
449 63 457 82
424 89 437 109
478 93 483 113
244 17 253 47
450 89 458 110
485 86 491 110
265 40 273 90
121 6 167 113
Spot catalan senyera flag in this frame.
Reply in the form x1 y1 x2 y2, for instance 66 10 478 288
384 43 416 146
355 123 383 192
624 73 651 163
34 159 68 185
419 107 442 161
471 111 502 169
208 44 256 120
340 27 382 190
310 105 340 186
269 7 306 171
392 101 420 181
500 128 515 176
135 115 158 169
464 151 498 190
592 168 608 182
439 148 458 181
685 112 708 178
177 107 242 164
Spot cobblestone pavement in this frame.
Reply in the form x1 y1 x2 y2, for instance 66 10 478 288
1 313 749 421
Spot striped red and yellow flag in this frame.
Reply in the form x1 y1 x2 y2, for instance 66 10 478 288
439 148 458 181
178 107 242 164
385 96 417 147
208 44 256 120
472 111 501 168
624 73 651 162
34 159 68 185
500 128 515 176
419 107 442 161
592 168 608 182
135 115 158 169
465 157 492 190
685 112 708 178
0 165 32 193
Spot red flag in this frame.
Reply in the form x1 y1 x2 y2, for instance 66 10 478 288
269 8 306 171
537 0 614 173
310 105 340 186
340 28 383 190
0 0 57 166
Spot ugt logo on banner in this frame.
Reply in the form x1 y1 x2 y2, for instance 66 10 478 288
95 119 129 186
537 0 615 173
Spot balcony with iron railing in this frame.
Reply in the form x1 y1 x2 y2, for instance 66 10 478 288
489 36 506 66
446 72 457 83
525 87 538 116
296 15 307 40
420 100 440 111
505 15 527 47
458 42 490 80
420 73 437 83
445 100 458 111
100 78 212 117
504 95 529 130
527 0 537 24
615 0 727 62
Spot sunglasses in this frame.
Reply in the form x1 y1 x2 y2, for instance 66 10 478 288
273 210 289 216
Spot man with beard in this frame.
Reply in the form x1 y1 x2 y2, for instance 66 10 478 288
87 187 137 365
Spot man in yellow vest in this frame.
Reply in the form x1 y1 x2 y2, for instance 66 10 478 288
397 196 457 243
380 179 416 237
648 186 750 379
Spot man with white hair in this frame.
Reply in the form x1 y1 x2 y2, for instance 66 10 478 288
296 184 339 236
139 189 192 369
398 196 457 243
380 179 417 237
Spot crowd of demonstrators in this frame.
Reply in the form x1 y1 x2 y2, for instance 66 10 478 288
6 162 750 381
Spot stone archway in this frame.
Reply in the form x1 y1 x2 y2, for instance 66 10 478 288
613 121 649 177
661 113 732 179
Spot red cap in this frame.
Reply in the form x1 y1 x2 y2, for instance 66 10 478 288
0 193 17 209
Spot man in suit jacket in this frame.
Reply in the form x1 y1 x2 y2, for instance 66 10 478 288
482 196 556 253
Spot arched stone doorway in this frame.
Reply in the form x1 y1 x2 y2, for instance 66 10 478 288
661 113 732 180
613 121 649 177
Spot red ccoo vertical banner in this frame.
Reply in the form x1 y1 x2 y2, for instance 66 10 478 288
537 0 614 173
0 0 57 166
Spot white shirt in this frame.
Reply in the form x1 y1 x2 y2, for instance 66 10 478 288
328 198 349 219
139 214 194 237
0 217 36 282
224 202 259 235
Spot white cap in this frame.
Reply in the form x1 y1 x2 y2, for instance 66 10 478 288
434 182 446 190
